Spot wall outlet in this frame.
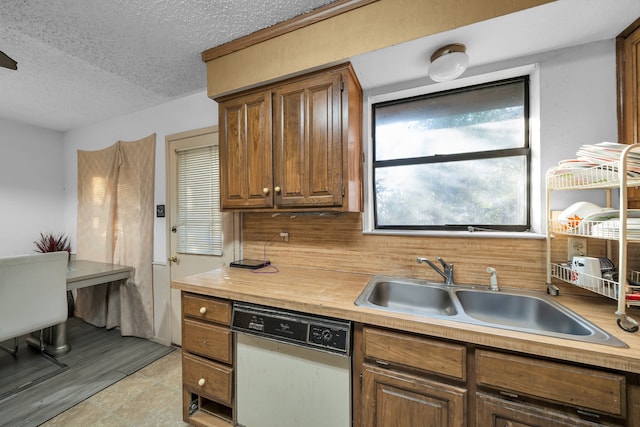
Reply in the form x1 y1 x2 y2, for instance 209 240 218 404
567 237 587 260
279 231 290 242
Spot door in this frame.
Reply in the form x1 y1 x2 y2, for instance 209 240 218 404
361 364 467 427
273 72 343 208
218 90 273 209
617 20 640 208
167 126 238 345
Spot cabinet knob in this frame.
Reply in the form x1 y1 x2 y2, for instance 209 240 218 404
198 378 206 387
263 187 269 194
274 186 281 193
199 307 207 315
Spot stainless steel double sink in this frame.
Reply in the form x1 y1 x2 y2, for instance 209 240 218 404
355 276 627 348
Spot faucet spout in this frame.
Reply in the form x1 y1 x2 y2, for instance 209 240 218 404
417 257 454 285
486 266 499 291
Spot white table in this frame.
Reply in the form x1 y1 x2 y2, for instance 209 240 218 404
27 260 133 356
66 260 133 291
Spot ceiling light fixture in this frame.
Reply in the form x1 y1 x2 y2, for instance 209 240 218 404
0 50 17 70
428 43 468 82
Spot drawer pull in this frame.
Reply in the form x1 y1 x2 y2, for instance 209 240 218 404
375 360 390 366
199 307 207 314
198 378 206 387
576 409 600 419
499 390 519 399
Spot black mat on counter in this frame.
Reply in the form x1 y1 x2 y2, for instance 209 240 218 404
0 317 174 427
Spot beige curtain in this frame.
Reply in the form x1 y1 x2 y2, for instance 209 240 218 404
74 134 156 339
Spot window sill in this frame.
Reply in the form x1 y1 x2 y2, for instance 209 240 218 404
362 229 546 239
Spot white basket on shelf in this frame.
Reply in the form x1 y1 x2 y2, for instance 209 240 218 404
547 164 619 189
551 263 618 299
550 211 640 241
547 162 640 190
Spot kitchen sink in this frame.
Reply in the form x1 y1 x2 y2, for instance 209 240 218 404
454 289 592 336
355 278 456 317
355 275 628 347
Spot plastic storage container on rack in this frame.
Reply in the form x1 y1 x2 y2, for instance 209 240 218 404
546 143 640 332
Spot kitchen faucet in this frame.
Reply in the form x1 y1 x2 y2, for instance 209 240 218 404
417 257 454 285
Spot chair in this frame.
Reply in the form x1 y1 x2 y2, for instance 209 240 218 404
0 252 68 355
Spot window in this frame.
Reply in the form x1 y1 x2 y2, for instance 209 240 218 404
176 145 223 255
372 77 530 232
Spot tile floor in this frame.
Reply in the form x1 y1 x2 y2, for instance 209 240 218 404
41 348 189 427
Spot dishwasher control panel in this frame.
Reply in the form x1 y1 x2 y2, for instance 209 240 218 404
308 324 349 352
232 302 351 356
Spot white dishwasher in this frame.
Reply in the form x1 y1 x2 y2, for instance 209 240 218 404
232 302 352 427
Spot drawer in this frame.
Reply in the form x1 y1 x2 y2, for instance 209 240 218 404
476 393 612 427
182 293 231 325
363 326 466 380
183 352 233 405
183 318 232 364
476 349 626 416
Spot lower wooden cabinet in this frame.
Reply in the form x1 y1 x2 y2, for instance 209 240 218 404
175 300 640 427
181 293 234 427
361 363 467 427
354 323 639 427
356 324 467 426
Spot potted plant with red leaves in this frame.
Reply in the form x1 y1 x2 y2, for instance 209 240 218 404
34 232 71 258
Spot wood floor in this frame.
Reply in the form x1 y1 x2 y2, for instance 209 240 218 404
0 317 174 427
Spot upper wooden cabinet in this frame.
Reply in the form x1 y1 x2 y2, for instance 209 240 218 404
216 63 363 212
617 18 640 147
219 90 273 209
618 18 640 208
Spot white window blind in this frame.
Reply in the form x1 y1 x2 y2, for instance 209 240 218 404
176 145 222 255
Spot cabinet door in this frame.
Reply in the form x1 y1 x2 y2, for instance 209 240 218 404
617 22 640 208
477 393 610 427
219 90 273 209
361 363 466 427
273 72 343 208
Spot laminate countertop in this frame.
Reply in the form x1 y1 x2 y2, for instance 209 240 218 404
171 265 640 374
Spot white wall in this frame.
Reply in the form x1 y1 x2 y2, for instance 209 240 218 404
538 40 618 210
63 91 218 262
0 118 65 256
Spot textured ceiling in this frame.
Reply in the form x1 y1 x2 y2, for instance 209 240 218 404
1 0 639 132
0 0 337 131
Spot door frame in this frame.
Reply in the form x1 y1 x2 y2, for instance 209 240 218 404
165 125 241 345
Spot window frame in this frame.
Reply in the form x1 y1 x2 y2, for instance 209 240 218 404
362 64 544 238
371 76 531 232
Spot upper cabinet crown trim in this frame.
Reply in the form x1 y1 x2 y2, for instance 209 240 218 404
202 0 379 62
